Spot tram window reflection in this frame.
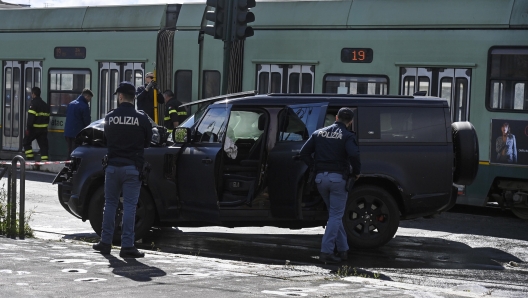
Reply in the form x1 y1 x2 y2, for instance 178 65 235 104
48 69 91 115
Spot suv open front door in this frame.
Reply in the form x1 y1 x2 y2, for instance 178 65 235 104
176 104 232 223
268 102 328 218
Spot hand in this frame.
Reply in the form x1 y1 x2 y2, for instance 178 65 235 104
145 81 155 91
355 174 360 180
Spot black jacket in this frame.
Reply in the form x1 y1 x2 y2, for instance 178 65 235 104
104 102 152 167
300 121 361 176
163 97 188 131
136 84 162 120
27 97 50 131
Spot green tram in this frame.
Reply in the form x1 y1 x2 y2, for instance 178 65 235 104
1 0 527 218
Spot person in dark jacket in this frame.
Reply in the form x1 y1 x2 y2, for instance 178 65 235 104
135 72 162 120
64 88 93 155
300 107 361 264
92 81 152 258
162 90 187 133
23 87 50 161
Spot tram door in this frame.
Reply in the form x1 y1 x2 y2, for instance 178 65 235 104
256 64 315 94
400 67 471 122
438 68 471 122
2 61 42 152
99 62 144 119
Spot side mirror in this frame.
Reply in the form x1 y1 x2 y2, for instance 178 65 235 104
173 127 192 144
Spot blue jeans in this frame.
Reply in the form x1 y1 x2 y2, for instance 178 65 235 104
101 165 141 248
316 172 349 254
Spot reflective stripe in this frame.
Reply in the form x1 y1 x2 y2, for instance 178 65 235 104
41 156 48 160
26 154 34 158
33 124 48 128
177 111 187 115
28 110 37 115
168 129 173 133
164 117 170 121
168 110 177 114
25 149 33 154
37 112 50 116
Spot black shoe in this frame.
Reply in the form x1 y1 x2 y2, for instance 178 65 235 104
319 252 341 264
120 246 145 258
337 251 348 261
92 241 111 255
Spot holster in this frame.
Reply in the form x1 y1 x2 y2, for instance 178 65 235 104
139 162 152 185
101 155 108 171
345 177 355 192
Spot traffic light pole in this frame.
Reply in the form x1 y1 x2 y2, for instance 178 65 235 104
221 0 234 95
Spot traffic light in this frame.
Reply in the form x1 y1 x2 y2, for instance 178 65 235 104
204 0 226 40
232 0 256 41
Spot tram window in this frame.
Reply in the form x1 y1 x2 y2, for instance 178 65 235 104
258 72 269 94
418 76 430 95
488 48 528 112
175 70 192 103
4 68 12 137
301 73 312 93
402 77 414 95
514 83 526 110
289 73 299 93
49 69 90 115
455 78 468 121
440 77 452 102
202 70 220 99
271 73 281 93
324 75 388 95
134 70 143 88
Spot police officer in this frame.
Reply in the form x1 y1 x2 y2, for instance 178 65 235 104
136 72 162 120
162 90 187 133
93 81 152 258
300 108 361 264
23 87 50 161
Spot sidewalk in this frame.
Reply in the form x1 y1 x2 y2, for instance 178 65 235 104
0 236 486 298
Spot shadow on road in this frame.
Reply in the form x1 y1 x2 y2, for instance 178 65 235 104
102 253 167 282
130 228 522 271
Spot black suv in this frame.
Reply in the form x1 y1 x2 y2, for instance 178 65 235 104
53 92 479 248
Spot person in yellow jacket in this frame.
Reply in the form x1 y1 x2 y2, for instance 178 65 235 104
23 87 50 160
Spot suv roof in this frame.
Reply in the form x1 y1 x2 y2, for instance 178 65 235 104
214 93 449 108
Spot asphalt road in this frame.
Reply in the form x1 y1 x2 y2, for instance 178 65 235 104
9 171 528 297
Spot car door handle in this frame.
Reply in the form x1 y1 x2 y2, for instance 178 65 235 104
202 158 213 164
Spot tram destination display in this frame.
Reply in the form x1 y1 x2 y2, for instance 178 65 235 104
490 119 528 166
54 47 86 59
341 48 373 63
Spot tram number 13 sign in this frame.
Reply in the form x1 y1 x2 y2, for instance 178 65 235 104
54 47 86 59
341 48 373 63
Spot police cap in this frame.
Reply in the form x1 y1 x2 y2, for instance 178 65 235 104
113 81 136 96
337 107 354 122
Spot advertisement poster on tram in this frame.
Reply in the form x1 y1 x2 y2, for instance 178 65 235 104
491 119 528 166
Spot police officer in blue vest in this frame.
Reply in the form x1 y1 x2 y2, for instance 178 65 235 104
93 81 152 258
300 107 361 264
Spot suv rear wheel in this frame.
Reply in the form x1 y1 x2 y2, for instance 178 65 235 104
343 185 400 248
88 186 156 245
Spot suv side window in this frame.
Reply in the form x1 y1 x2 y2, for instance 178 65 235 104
193 108 228 143
278 106 325 142
359 107 446 142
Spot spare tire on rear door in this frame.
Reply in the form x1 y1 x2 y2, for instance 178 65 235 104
452 122 479 185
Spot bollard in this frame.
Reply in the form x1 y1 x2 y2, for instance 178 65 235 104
1 156 26 240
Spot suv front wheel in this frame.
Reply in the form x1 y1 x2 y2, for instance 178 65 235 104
343 185 400 249
88 186 156 245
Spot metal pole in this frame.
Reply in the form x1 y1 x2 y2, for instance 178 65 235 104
4 166 11 236
221 0 234 95
12 156 25 240
9 163 16 239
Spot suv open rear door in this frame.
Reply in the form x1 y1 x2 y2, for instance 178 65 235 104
176 104 232 223
268 102 328 219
